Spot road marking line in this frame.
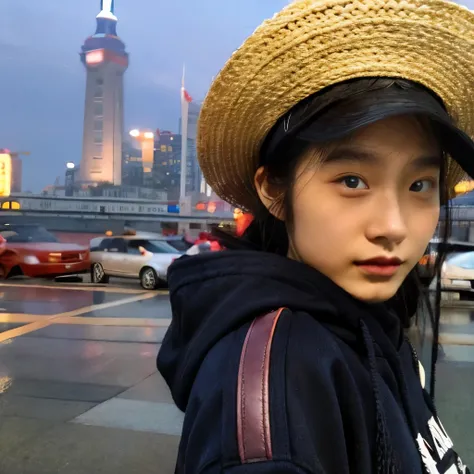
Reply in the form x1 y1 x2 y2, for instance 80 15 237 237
73 398 184 436
46 292 157 319
0 318 61 342
0 314 47 323
54 316 172 327
0 292 157 342
439 333 474 346
0 282 154 294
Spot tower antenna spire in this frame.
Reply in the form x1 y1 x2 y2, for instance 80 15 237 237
97 0 117 21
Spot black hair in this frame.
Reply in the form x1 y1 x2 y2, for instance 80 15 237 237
215 78 454 398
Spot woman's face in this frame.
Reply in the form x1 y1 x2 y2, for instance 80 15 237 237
261 115 442 302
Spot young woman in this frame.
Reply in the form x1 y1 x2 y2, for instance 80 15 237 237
158 0 474 472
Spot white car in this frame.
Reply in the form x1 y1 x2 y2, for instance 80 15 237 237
90 233 183 290
441 252 474 291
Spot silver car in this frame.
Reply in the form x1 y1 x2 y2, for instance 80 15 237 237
441 252 474 291
90 232 182 290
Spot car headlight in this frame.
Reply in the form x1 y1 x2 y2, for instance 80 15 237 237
24 255 40 265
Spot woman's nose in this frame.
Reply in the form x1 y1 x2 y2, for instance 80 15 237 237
365 194 408 246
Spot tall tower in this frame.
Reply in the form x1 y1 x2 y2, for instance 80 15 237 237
79 0 128 185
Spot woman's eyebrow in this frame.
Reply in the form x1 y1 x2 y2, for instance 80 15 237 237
324 145 442 168
324 147 378 165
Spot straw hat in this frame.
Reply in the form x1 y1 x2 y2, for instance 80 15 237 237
197 0 474 211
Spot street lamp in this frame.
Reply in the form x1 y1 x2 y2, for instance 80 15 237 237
129 129 154 140
65 162 76 197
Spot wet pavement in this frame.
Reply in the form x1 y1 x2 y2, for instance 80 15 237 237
0 280 473 473
0 280 178 474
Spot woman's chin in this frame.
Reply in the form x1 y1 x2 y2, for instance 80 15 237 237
340 279 402 304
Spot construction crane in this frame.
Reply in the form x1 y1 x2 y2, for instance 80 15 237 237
0 149 30 158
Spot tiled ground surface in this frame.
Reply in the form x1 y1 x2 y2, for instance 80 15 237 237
0 280 473 473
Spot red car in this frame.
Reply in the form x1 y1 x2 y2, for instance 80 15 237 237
0 224 90 279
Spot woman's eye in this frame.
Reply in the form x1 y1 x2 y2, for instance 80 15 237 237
410 179 434 193
339 176 368 190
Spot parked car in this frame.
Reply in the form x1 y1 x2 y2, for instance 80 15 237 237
164 235 194 252
441 252 474 290
418 238 474 290
0 224 90 279
90 232 183 289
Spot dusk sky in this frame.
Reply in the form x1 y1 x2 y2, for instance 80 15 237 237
0 0 470 192
0 0 288 192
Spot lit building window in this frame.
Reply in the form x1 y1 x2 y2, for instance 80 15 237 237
1 201 20 210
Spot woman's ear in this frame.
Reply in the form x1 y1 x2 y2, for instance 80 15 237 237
254 166 285 220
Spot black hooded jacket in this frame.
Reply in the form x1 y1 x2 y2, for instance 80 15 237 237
158 250 469 474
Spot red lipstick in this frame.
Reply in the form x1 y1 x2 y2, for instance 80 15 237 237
355 257 403 277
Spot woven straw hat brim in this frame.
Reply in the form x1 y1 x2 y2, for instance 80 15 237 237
197 0 474 211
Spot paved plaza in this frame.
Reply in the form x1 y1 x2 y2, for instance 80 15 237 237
0 281 473 473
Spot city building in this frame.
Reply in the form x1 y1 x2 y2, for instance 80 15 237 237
128 129 155 178
79 0 128 186
187 101 202 193
179 100 203 194
11 156 22 193
153 130 181 198
122 141 143 187
0 150 30 195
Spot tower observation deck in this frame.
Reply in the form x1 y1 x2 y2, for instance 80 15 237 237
79 0 128 186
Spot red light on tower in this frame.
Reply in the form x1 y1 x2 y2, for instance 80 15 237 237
207 202 217 214
86 49 105 65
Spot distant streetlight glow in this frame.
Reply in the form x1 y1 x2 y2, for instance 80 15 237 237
66 162 75 169
129 129 154 140
454 181 474 195
129 129 154 173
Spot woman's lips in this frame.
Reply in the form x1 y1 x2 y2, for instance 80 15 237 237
354 257 403 277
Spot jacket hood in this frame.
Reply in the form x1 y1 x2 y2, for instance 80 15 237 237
158 250 402 411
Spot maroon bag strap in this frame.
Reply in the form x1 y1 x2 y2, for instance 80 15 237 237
236 308 285 464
